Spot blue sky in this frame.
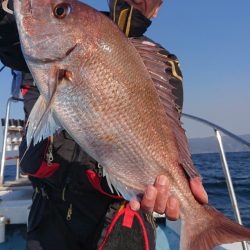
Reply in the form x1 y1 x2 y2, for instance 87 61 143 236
0 0 249 140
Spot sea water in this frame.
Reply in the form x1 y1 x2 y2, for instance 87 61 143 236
193 151 250 228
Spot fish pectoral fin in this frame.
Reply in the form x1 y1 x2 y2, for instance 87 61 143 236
26 94 62 146
180 205 250 250
26 95 47 146
26 67 68 146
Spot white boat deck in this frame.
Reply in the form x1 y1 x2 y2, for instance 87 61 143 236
0 182 32 225
0 180 32 246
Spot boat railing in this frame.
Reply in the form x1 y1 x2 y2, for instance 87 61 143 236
182 113 250 250
0 96 25 186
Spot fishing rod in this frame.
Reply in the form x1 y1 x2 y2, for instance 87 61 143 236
0 65 5 72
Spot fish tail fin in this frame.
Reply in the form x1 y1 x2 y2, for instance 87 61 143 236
180 205 250 250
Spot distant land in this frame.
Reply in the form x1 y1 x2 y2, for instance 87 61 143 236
189 134 250 154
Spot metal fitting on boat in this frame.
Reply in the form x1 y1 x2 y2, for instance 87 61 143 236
0 216 6 243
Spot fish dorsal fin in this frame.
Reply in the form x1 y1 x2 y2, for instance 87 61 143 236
130 36 199 178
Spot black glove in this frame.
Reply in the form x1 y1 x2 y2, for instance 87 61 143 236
108 0 152 37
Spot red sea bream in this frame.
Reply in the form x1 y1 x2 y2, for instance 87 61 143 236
13 0 250 249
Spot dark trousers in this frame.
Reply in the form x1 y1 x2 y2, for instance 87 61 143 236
26 191 107 250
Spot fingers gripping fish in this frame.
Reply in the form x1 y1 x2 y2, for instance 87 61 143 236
13 0 250 249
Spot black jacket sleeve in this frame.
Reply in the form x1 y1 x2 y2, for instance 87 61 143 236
19 85 48 175
19 135 49 175
0 0 29 71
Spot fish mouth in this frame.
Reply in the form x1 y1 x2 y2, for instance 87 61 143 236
25 43 78 64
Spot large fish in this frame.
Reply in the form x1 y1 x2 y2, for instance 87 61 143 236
14 0 250 249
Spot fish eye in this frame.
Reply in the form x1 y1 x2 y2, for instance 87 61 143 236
53 3 71 19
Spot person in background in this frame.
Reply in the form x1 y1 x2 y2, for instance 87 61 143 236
0 0 208 249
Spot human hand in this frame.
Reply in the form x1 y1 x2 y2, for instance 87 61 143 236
129 175 208 220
